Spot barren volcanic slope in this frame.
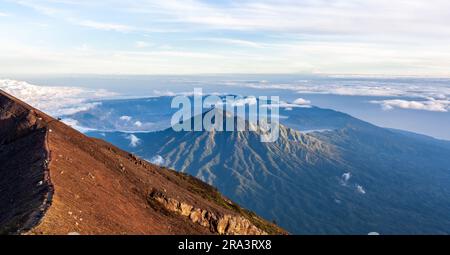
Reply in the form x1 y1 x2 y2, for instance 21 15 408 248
0 90 285 235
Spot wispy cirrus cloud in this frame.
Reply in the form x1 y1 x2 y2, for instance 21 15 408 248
12 0 61 16
10 0 450 38
76 20 135 32
2 0 450 75
192 38 265 48
128 0 450 37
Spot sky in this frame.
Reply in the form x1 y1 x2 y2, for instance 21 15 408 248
1 0 450 75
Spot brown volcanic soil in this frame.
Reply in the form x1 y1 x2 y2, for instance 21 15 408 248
0 90 285 235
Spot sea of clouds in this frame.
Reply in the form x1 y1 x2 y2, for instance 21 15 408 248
221 78 450 112
0 79 117 116
1 77 450 119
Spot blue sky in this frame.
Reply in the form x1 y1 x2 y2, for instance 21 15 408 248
1 0 450 75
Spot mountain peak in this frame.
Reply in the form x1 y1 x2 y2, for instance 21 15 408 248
174 106 287 138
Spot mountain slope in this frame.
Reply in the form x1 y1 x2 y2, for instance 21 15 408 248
0 92 52 234
0 90 285 235
89 107 450 234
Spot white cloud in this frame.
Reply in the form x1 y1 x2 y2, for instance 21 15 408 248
152 90 225 97
293 98 311 105
25 0 447 40
13 1 61 16
224 79 450 108
356 185 366 194
60 118 97 133
120 115 132 121
0 12 11 17
371 99 449 112
226 81 408 97
126 134 141 147
77 20 134 32
342 173 351 182
4 0 450 75
61 118 79 127
261 100 312 109
128 0 450 42
149 155 166 166
0 79 116 116
194 38 264 48
152 90 178 96
134 121 143 127
340 172 351 186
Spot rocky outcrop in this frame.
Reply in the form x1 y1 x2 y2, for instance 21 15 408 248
148 189 267 235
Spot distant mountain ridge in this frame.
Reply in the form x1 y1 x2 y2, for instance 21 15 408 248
88 106 450 234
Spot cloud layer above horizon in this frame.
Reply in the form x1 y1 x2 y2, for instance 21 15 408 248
0 0 450 75
0 79 116 115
